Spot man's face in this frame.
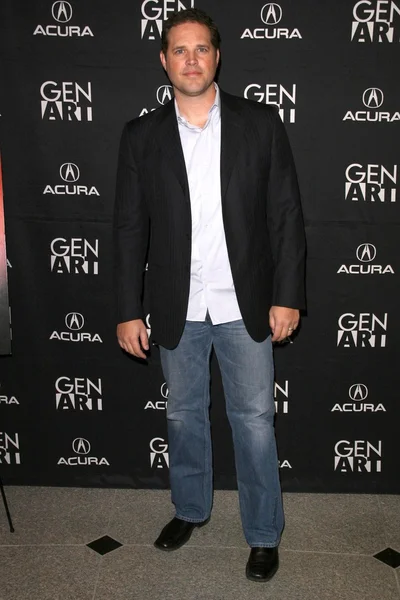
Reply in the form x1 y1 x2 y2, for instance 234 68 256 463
160 22 219 98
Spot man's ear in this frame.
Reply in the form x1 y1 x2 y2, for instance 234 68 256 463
216 49 220 66
160 50 167 70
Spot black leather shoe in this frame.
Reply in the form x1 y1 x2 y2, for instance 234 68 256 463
246 547 279 582
154 517 209 551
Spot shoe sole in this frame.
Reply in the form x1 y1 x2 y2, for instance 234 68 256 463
245 562 279 583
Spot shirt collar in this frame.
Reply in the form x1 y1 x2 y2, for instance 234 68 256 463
175 82 220 129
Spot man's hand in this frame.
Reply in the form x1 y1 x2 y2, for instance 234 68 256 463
117 319 149 359
269 306 300 342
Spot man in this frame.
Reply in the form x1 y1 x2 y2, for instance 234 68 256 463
114 8 305 583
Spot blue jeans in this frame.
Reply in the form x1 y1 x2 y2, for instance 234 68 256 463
159 314 284 548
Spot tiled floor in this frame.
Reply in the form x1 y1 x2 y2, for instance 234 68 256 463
0 487 399 600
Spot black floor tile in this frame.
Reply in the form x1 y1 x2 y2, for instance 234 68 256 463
87 535 123 556
373 547 400 569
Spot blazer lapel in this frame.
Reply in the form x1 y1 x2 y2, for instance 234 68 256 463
154 101 190 202
153 91 245 203
220 90 245 200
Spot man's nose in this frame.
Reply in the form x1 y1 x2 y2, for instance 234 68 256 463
185 51 198 64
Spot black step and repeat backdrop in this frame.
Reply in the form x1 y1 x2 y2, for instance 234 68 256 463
0 0 399 493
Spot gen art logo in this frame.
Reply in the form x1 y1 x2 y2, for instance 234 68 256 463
55 377 103 411
0 432 21 465
334 440 382 472
337 312 388 347
50 238 99 274
274 380 289 413
351 0 400 42
244 83 297 123
34 2 94 37
331 383 386 412
40 81 93 121
345 163 398 202
58 437 110 466
337 243 394 275
43 163 100 196
141 0 194 40
150 437 169 468
241 3 302 39
343 88 399 122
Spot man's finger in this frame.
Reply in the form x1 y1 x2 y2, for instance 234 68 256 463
287 322 299 336
130 337 147 358
119 337 147 359
139 328 149 351
271 323 284 342
119 340 135 356
269 313 276 333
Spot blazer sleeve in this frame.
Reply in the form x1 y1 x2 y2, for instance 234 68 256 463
113 122 150 324
266 108 306 310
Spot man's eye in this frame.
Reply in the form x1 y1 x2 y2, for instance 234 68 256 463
198 47 208 53
174 49 184 55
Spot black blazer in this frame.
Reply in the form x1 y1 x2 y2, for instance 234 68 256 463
114 89 306 349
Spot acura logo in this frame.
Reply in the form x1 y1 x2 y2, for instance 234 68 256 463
261 3 283 25
348 383 368 402
65 312 84 331
52 1 73 23
60 163 80 183
356 243 376 263
362 88 384 109
156 85 173 105
160 382 169 399
72 438 91 455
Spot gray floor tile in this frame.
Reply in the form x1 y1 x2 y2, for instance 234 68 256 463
94 545 400 600
378 495 400 551
0 486 116 545
0 545 100 600
280 493 388 554
108 489 174 545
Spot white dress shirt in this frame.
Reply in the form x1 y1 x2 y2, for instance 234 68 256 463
175 84 242 324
